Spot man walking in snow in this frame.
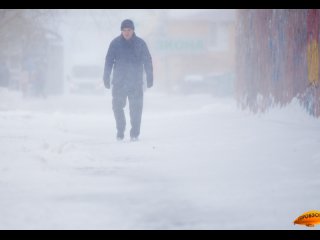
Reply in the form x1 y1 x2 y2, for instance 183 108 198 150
103 19 153 141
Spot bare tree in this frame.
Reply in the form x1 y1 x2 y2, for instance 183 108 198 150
0 9 61 56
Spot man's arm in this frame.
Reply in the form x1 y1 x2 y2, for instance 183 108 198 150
142 41 153 88
103 41 116 89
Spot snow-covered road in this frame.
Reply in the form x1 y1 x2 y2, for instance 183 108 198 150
0 90 319 229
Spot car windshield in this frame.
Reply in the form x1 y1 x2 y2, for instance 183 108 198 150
72 65 102 79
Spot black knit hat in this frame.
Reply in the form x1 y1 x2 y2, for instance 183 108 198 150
121 19 135 30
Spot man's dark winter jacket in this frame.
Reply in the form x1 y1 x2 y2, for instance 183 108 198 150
103 33 153 88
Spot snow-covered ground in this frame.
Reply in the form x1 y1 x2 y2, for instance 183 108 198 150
0 88 319 229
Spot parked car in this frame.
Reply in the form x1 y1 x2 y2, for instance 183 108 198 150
180 72 234 97
180 74 207 94
68 64 104 94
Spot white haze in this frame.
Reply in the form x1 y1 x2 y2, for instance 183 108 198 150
0 9 319 230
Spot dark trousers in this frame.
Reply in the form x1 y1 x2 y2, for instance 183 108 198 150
112 84 143 138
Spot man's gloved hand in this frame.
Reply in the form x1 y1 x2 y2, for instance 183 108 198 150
147 79 153 88
103 77 110 89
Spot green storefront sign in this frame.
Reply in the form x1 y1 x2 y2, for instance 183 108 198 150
156 39 205 53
